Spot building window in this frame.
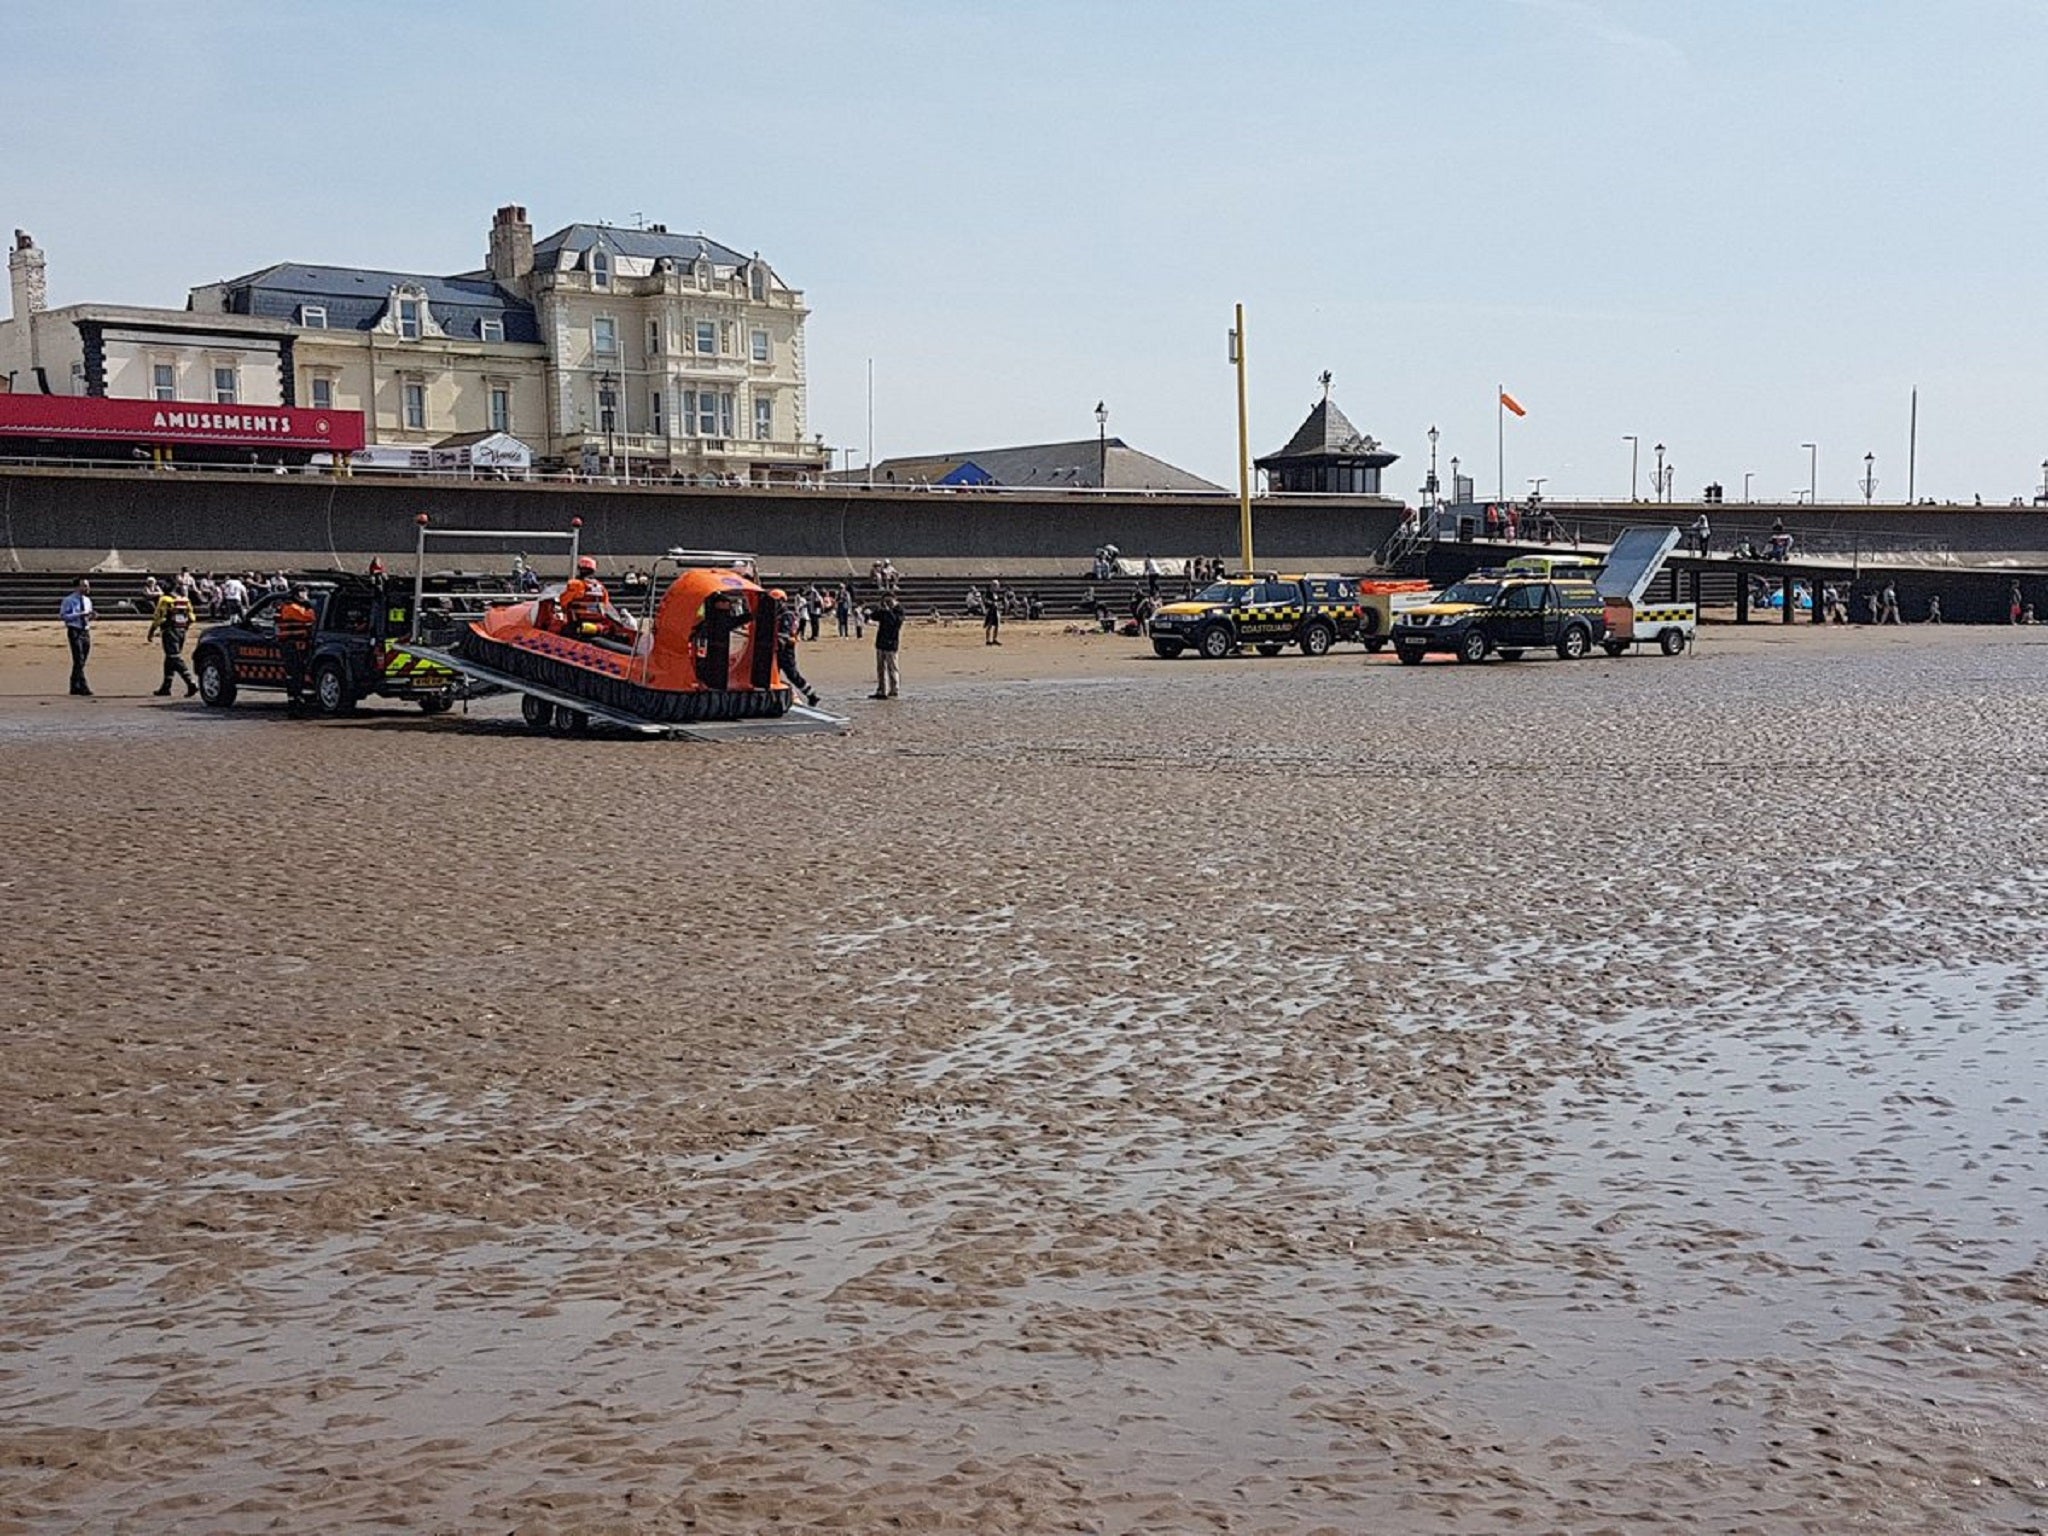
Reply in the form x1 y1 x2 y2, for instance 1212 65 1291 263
692 389 733 437
593 317 618 355
489 386 510 433
749 265 766 302
403 381 426 430
591 248 610 289
397 297 422 339
647 319 661 356
754 396 772 441
750 329 770 364
152 363 176 401
649 390 663 432
720 321 735 355
695 319 716 355
300 304 327 328
311 377 334 411
213 366 238 405
479 318 505 343
597 386 618 434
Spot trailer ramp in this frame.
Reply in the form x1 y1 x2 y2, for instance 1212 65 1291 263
398 644 847 740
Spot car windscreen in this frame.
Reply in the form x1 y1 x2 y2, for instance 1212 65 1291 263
1437 582 1502 605
1191 582 1247 603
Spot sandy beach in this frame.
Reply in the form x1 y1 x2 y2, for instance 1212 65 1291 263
3 615 2046 1533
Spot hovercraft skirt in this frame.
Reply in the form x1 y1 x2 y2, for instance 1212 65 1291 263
459 631 791 722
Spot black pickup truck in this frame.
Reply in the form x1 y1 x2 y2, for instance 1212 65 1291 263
193 575 461 714
1146 574 1366 659
1390 573 1608 664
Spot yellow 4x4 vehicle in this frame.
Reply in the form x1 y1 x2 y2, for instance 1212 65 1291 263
1147 574 1365 659
1390 571 1607 665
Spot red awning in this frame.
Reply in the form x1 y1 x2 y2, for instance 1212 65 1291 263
0 394 366 451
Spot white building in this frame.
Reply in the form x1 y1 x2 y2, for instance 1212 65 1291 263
2 207 827 482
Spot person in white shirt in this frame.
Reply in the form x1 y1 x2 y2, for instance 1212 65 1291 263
219 573 248 620
59 578 94 696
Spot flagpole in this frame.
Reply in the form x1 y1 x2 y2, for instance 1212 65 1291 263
1497 383 1505 508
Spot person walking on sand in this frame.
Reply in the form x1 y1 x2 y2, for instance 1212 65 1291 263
866 593 904 699
1880 581 1901 625
835 582 853 638
60 578 94 696
2010 582 2024 625
146 585 199 696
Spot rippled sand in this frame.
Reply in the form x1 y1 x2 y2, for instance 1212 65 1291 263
3 620 2046 1532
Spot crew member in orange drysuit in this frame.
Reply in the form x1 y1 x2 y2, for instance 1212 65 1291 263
558 556 631 641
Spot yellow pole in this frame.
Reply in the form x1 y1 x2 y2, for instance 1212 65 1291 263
1234 302 1254 572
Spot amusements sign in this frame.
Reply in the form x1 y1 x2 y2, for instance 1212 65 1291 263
0 394 367 452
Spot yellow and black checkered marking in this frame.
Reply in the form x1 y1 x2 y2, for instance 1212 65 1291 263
1635 606 1694 624
383 649 454 680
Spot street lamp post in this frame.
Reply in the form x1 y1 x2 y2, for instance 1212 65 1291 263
1862 452 1876 504
1743 470 1754 504
1095 400 1108 490
598 369 617 477
1802 442 1817 505
1653 442 1667 503
1623 434 1639 501
1426 424 1441 537
2039 460 2048 506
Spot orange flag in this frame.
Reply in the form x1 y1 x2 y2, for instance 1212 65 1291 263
1500 390 1527 417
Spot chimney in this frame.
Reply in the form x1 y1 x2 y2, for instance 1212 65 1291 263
487 204 533 286
9 230 47 321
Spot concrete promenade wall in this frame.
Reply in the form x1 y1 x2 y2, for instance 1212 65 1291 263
0 468 1405 576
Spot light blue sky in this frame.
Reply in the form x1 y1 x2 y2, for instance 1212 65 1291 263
7 1 2046 502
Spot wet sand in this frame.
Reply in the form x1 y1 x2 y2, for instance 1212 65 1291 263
4 618 2047 1532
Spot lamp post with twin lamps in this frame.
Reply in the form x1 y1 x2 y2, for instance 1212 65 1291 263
1095 400 1108 489
1802 442 1818 505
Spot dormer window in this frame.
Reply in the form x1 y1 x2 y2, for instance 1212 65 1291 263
397 297 421 339
749 265 766 302
591 248 610 289
479 318 505 343
300 304 327 328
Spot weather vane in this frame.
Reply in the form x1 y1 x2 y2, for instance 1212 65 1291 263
1318 370 1333 401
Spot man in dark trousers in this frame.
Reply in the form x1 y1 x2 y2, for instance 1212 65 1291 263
59 578 94 696
276 584 318 714
983 578 1003 645
866 593 904 699
770 590 820 707
146 585 199 696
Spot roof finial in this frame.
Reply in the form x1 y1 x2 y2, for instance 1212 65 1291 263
1318 369 1333 402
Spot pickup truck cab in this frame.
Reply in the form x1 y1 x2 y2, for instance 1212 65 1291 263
1391 572 1606 665
1147 574 1364 659
193 574 460 714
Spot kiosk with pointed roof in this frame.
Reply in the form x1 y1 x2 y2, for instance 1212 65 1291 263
1256 372 1399 495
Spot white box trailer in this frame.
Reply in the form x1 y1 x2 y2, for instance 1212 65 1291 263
1597 526 1695 655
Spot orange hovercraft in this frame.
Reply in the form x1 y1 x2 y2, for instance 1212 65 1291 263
458 552 793 725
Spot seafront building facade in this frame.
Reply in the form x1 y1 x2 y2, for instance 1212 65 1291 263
0 209 825 482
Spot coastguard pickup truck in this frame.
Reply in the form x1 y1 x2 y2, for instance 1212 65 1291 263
1390 571 1607 664
1147 574 1365 659
194 574 462 715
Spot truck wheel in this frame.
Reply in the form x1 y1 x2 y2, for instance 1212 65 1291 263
1456 629 1489 665
551 707 590 735
417 694 454 714
1395 644 1425 666
1198 625 1234 660
1300 622 1334 657
1360 607 1382 636
1556 626 1590 661
1603 641 1628 657
1150 639 1184 659
1659 628 1687 656
313 658 355 715
521 694 555 732
196 650 236 708
1363 637 1387 653
1498 649 1525 662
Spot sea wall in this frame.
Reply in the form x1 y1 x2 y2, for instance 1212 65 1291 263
0 468 1404 576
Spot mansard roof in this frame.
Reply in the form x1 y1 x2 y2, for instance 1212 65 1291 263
534 223 755 275
212 264 541 344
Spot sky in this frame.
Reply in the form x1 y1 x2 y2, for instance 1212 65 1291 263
6 0 2048 504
